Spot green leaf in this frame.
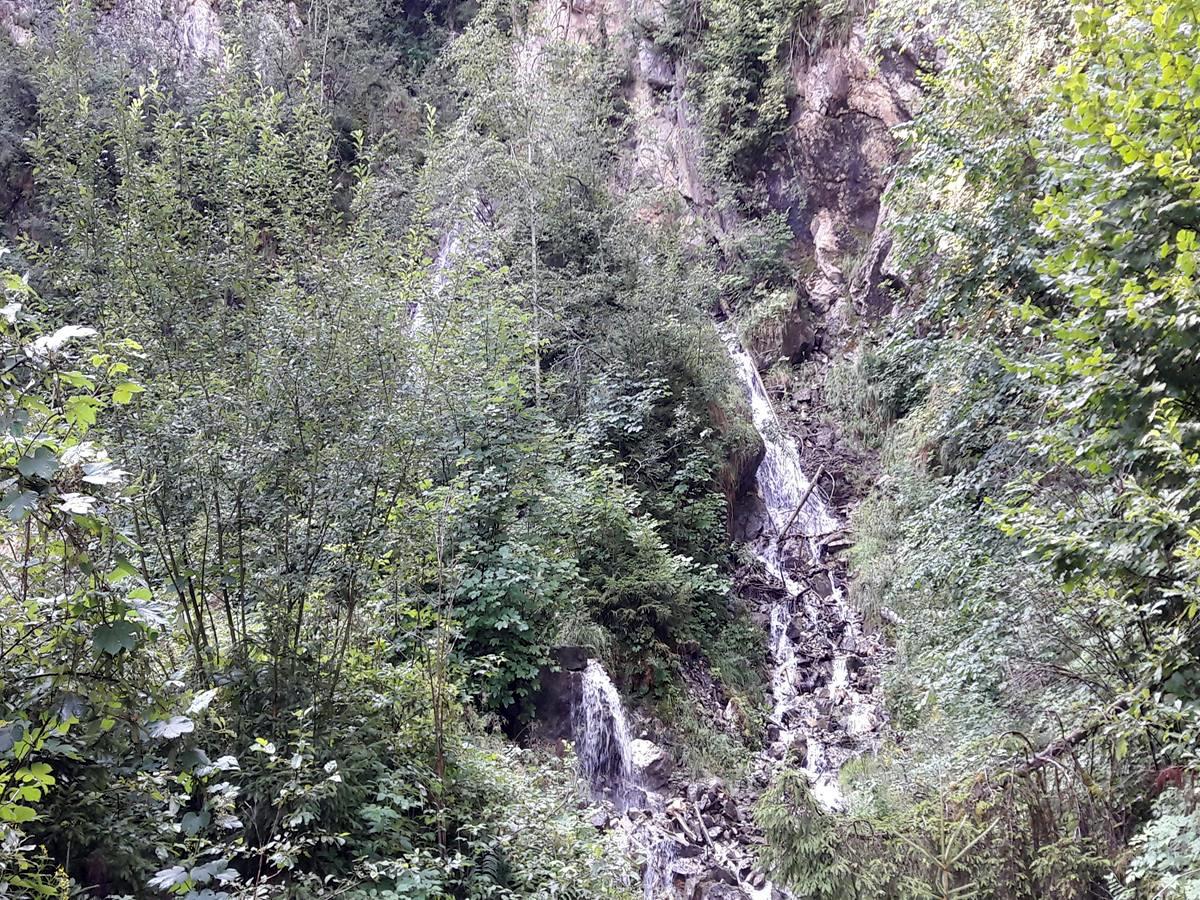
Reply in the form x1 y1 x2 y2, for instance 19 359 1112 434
92 620 140 656
112 381 144 405
17 446 58 481
181 808 210 835
0 489 39 521
58 370 95 390
0 804 37 823
64 395 102 431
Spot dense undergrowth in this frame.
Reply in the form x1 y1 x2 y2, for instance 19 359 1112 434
0 2 765 896
1 0 1198 896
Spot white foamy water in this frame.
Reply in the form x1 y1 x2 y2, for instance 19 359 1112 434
725 335 880 815
573 660 636 806
728 346 839 547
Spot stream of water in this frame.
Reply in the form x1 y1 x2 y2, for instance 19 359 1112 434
726 338 881 813
573 660 638 808
563 336 883 896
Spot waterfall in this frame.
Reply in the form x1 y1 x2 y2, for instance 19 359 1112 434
727 347 838 549
725 337 880 813
573 660 637 807
641 838 677 900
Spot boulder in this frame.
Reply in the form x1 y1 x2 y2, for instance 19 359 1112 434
631 738 674 790
695 884 750 900
712 403 766 510
671 855 704 877
704 864 739 887
809 571 835 598
789 738 809 768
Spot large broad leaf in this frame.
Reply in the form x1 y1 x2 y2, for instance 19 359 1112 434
56 492 97 515
189 858 233 884
0 489 38 522
187 688 219 715
196 755 240 777
16 446 57 481
148 866 188 892
81 460 128 486
92 620 140 656
181 809 210 835
149 715 195 740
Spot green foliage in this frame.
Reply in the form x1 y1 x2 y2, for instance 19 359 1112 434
692 0 862 189
812 1 1200 895
881 0 1069 315
755 769 857 898
1002 0 1200 767
1113 789 1200 900
0 269 151 895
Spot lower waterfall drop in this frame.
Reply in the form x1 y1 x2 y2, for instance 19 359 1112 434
573 660 638 809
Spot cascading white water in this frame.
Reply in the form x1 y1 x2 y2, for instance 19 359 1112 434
726 337 880 813
641 838 678 900
728 348 838 551
573 660 637 807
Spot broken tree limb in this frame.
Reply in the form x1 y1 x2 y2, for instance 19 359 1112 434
776 465 824 544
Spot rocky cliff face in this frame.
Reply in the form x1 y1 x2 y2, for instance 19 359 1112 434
533 0 926 362
1 0 226 68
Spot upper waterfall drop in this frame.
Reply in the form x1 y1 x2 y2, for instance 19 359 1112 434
724 332 882 815
726 345 838 546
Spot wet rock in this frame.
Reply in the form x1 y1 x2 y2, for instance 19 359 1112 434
789 738 809 768
786 613 810 643
705 864 739 886
809 571 835 598
844 655 866 676
638 43 675 89
589 809 609 829
845 707 876 738
631 738 673 790
671 856 705 877
554 645 590 671
825 535 854 556
695 885 750 900
676 841 705 859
